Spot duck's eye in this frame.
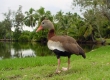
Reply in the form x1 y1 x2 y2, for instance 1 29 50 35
42 22 44 24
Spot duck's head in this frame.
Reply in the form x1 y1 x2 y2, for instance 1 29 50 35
36 20 54 32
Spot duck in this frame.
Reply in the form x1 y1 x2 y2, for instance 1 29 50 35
36 19 86 73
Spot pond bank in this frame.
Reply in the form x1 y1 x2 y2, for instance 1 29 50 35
0 40 104 60
1 38 110 44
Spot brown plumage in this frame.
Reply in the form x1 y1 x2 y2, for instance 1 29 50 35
36 20 86 73
50 35 85 56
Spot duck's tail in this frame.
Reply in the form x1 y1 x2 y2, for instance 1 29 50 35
78 45 86 59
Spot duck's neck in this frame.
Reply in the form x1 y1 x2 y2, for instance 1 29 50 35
48 29 55 40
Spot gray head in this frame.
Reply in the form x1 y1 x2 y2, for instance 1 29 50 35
36 20 54 32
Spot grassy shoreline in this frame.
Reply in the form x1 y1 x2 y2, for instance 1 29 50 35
0 45 110 80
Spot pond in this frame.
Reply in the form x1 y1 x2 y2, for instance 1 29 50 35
0 41 102 60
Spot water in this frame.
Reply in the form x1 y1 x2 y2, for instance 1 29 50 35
0 42 102 60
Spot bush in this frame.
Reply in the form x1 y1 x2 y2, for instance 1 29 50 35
18 35 29 42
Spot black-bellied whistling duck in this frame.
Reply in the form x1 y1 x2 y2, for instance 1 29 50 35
36 20 86 73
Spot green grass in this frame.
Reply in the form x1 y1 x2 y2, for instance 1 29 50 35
105 39 110 44
96 38 110 44
0 45 110 80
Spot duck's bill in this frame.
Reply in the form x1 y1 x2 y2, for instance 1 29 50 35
36 26 43 32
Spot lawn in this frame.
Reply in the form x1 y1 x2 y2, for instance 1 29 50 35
0 45 110 80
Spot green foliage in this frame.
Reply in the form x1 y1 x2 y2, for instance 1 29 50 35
0 3 110 42
72 0 110 42
13 28 21 40
29 31 38 41
84 25 93 38
18 35 29 42
54 11 88 41
0 10 13 39
18 31 31 42
24 8 37 27
14 5 24 27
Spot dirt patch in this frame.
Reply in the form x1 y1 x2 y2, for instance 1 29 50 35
9 75 21 80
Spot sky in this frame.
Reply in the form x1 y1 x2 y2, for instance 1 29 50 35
0 0 82 31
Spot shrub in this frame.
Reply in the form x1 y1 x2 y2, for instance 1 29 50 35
18 35 29 42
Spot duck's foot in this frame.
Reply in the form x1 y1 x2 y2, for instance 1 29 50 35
55 70 61 74
62 67 68 71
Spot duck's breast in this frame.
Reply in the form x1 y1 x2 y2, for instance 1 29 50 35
47 40 66 52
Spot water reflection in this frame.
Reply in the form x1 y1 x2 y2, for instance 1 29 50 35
0 42 52 60
0 42 102 60
11 49 36 58
79 44 101 53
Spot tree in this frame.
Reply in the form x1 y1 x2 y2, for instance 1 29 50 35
54 10 65 34
2 9 13 40
72 0 109 42
54 11 84 40
24 8 37 27
36 7 53 27
14 5 24 30
0 21 6 39
13 5 24 40
72 0 110 21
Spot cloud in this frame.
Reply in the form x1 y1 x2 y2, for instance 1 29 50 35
0 0 73 20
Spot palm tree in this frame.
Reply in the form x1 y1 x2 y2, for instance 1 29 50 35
54 10 66 35
24 8 37 27
36 7 53 26
54 11 84 38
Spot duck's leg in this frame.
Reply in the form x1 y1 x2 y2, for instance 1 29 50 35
62 56 70 71
67 57 70 70
56 58 61 73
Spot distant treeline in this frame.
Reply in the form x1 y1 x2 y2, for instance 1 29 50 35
0 0 110 43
